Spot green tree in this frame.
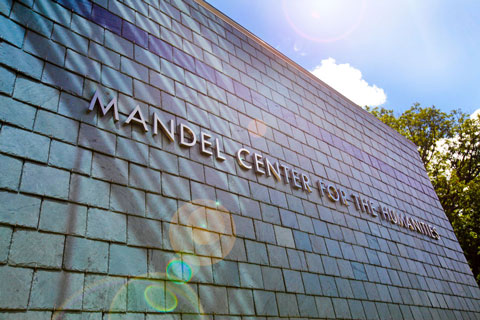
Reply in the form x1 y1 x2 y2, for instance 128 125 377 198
367 105 480 284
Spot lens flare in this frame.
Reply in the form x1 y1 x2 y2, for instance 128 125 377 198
282 0 366 43
144 285 178 312
169 199 236 266
166 259 193 283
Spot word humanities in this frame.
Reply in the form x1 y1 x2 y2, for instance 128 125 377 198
88 91 440 240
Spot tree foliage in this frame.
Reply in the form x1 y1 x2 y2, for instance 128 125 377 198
367 104 480 284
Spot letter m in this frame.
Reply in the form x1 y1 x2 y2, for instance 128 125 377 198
88 90 119 121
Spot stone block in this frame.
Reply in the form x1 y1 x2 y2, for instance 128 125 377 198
0 225 12 263
29 270 84 309
24 30 66 66
0 42 43 79
79 123 117 155
0 14 24 47
87 208 126 242
274 225 295 248
261 266 285 291
91 4 122 35
228 288 254 315
320 254 339 276
254 220 275 244
283 269 304 293
212 259 240 286
239 263 263 289
111 184 146 216
92 153 128 185
149 148 178 174
83 274 127 312
64 236 109 273
13 76 60 111
34 110 79 143
146 193 177 222
0 311 52 320
127 215 162 248
0 126 49 162
0 154 22 191
245 240 268 265
117 136 148 166
277 292 300 317
293 230 312 252
315 296 336 318
33 0 71 27
9 230 64 268
199 285 228 314
253 290 278 316
239 197 261 219
302 272 322 295
280 209 299 229
39 200 87 236
305 252 324 274
71 14 104 44
109 244 147 276
0 65 15 95
319 275 338 297
42 63 84 96
12 2 53 37
102 65 133 95
65 49 101 81
134 79 161 105
0 191 41 227
162 173 190 201
267 244 289 268
332 298 351 319
49 141 92 174
129 163 161 192
122 21 148 48
52 24 88 56
106 30 133 57
0 266 33 309
69 174 110 208
89 42 119 69
20 162 70 199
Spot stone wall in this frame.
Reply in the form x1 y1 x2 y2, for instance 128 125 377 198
0 0 479 319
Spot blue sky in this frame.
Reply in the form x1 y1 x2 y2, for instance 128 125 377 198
206 0 480 116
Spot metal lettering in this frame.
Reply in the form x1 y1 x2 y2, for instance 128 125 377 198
350 194 361 210
236 148 252 170
200 132 213 155
253 153 265 175
338 188 349 206
380 206 390 221
265 158 281 182
318 180 327 197
215 138 226 161
327 185 339 202
125 105 148 132
291 169 302 189
369 201 377 217
360 197 370 214
88 90 119 121
431 226 440 239
280 165 290 184
153 113 175 142
179 123 196 147
301 173 312 193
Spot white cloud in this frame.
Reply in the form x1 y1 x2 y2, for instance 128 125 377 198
311 58 387 107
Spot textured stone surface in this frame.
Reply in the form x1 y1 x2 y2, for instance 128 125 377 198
0 0 478 318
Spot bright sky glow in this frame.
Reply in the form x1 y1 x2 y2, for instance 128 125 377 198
207 0 480 115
